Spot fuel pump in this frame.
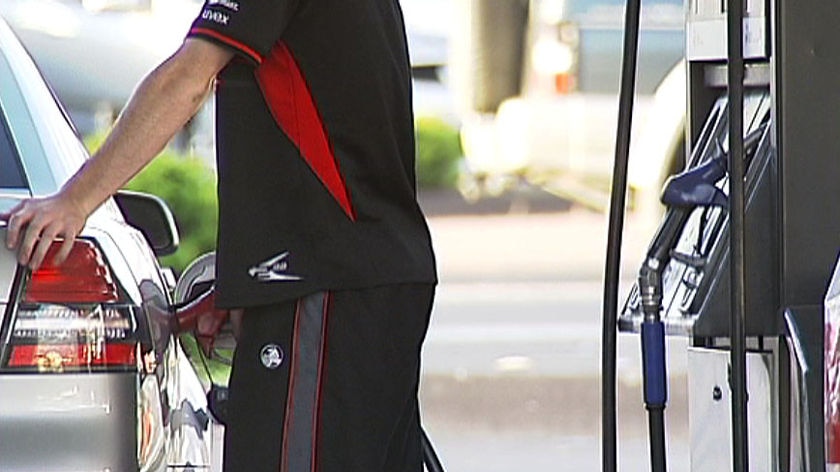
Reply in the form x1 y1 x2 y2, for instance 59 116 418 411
603 0 840 470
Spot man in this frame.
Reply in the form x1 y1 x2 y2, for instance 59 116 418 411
2 0 437 470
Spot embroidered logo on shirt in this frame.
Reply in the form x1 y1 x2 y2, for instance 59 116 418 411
207 0 240 11
248 252 303 282
260 344 284 369
201 9 230 25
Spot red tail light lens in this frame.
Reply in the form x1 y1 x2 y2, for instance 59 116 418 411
24 239 118 303
2 239 138 373
8 343 136 369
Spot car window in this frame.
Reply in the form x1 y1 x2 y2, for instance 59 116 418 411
0 110 26 189
0 16 95 194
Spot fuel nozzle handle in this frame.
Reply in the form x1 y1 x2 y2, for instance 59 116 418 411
637 204 691 446
638 207 691 322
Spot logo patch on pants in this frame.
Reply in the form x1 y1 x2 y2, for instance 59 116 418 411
260 344 284 369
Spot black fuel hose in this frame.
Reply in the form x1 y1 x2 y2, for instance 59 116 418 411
602 0 643 468
422 426 445 472
647 407 667 471
726 0 748 468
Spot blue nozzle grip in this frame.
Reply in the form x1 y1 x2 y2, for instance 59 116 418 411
641 321 668 407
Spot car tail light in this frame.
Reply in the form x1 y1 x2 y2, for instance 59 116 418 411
2 239 138 373
24 239 119 304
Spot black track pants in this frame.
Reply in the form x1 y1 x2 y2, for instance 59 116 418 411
223 283 435 472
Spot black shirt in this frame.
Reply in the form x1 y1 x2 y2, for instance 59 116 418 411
187 0 437 308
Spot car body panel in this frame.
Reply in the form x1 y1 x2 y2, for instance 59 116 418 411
0 220 215 472
0 372 139 472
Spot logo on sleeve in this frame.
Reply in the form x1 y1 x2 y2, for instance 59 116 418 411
248 252 303 282
201 8 230 25
208 0 240 11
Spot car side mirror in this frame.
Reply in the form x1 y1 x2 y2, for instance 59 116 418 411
114 190 180 256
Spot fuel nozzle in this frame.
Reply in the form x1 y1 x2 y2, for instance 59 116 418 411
661 140 729 208
639 206 692 300
639 257 664 322
634 205 692 472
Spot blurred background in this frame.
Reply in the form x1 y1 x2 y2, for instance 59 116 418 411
0 0 691 469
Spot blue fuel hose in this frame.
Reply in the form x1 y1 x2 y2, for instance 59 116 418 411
642 321 667 408
642 321 668 472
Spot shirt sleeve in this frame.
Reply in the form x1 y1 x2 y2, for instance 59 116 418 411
187 0 300 65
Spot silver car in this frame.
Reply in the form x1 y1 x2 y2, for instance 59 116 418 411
0 16 221 472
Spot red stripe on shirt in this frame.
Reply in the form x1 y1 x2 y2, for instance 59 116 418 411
255 43 356 221
189 27 263 64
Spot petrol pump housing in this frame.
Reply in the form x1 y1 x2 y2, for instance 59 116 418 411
617 0 840 469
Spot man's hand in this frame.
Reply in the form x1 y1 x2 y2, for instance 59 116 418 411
1 194 86 270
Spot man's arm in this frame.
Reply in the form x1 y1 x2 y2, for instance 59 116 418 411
2 38 234 270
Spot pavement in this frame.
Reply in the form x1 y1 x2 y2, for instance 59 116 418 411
417 187 656 284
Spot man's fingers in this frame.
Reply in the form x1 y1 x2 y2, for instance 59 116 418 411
3 197 86 269
15 220 42 267
22 222 57 270
4 202 30 249
27 239 52 271
4 214 19 249
28 223 65 270
17 208 59 268
53 236 76 267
